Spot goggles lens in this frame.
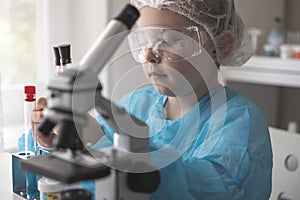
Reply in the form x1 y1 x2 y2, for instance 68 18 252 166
128 26 204 63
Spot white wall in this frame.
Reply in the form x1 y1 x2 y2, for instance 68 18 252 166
235 0 300 41
40 0 138 101
38 0 109 76
37 0 74 82
235 0 286 31
107 0 130 18
70 0 109 63
285 0 300 31
235 0 285 55
100 0 150 101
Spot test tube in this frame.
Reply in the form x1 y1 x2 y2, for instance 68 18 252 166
23 85 39 199
24 85 36 155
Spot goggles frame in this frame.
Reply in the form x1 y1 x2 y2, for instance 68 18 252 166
128 26 206 63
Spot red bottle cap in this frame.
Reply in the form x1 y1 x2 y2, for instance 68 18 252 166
24 85 36 102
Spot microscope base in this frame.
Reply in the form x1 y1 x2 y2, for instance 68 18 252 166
20 153 110 184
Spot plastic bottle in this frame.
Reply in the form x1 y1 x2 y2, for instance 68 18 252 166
248 27 263 55
294 45 300 59
263 44 277 57
280 44 295 59
267 17 285 56
288 121 298 133
38 177 65 200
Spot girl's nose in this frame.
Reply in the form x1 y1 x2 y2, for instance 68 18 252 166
145 48 161 64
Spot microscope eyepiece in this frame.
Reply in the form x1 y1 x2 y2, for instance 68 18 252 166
115 4 140 29
58 44 72 65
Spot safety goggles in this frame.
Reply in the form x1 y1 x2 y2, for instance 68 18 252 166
128 26 205 63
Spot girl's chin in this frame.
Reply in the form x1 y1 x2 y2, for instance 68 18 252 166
153 84 175 97
153 83 200 98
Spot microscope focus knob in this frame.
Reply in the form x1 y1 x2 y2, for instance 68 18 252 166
38 118 56 136
127 162 160 193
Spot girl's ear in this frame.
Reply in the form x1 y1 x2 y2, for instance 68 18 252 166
215 30 235 60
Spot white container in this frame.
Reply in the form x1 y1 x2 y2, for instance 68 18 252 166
38 177 65 200
288 121 298 133
280 44 295 59
248 27 263 55
293 45 300 52
293 45 300 59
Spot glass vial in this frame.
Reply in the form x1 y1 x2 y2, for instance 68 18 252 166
24 85 36 154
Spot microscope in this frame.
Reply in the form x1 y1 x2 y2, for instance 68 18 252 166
20 4 160 200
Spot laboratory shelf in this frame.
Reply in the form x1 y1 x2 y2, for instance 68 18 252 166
220 56 300 88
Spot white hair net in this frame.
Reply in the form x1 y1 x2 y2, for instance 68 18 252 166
131 0 253 66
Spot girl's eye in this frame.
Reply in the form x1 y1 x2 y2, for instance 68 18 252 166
164 39 181 46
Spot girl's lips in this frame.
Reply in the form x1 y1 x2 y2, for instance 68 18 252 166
149 73 167 81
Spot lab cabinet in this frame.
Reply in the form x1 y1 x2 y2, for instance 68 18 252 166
220 56 300 132
269 127 300 200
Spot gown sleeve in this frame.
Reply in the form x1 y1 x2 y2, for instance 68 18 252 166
152 105 272 200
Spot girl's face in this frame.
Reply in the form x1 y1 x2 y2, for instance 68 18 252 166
137 6 216 97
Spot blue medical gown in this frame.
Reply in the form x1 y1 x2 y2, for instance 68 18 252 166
89 86 273 199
